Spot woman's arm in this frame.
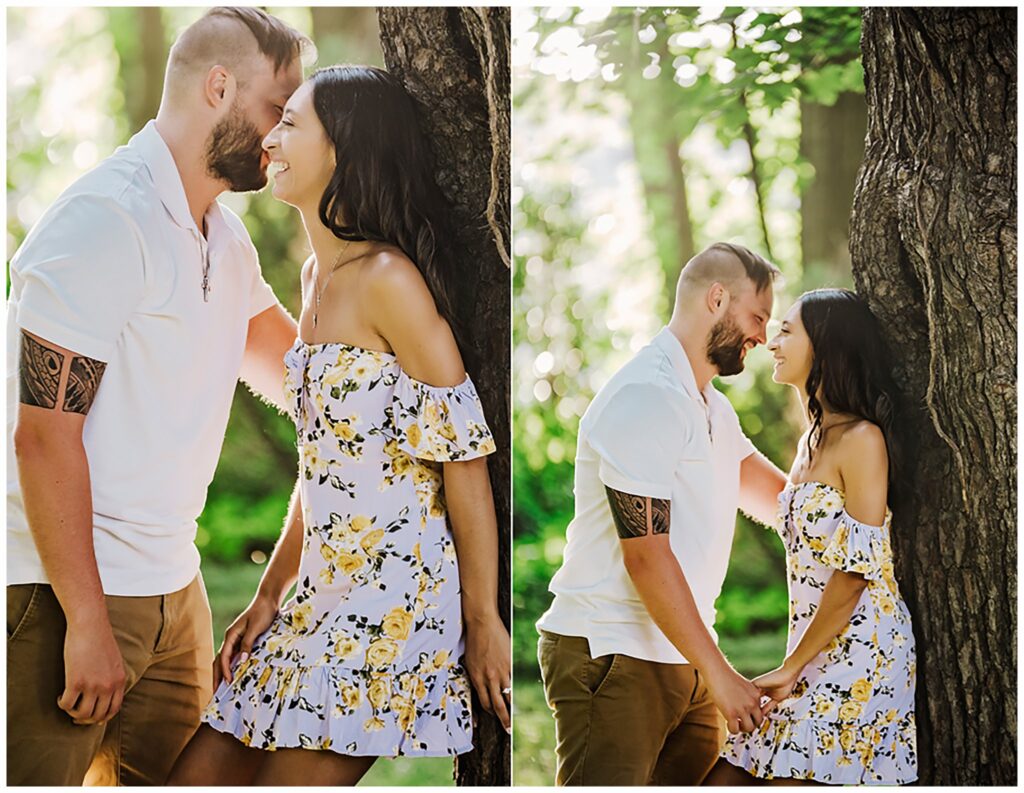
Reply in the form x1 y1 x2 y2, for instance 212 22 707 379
367 254 511 732
444 458 511 732
215 478 304 686
755 423 888 700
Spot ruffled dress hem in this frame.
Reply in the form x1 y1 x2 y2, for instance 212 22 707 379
722 714 918 786
202 655 474 758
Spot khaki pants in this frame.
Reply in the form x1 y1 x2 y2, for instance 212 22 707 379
7 575 214 786
538 630 724 786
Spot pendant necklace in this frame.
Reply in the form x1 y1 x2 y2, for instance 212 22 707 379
312 239 353 329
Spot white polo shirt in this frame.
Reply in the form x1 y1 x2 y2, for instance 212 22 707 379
7 120 279 596
537 327 756 664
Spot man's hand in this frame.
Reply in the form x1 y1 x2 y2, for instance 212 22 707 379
215 593 279 688
59 615 126 726
704 664 770 734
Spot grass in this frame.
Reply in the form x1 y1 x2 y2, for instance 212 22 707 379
510 627 787 786
200 558 456 786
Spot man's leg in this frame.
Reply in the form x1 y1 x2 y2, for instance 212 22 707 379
7 584 108 785
538 631 689 786
650 668 727 785
87 575 214 786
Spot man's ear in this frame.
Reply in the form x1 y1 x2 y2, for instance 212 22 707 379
204 65 235 109
707 282 729 315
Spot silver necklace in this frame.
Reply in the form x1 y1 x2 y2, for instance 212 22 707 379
312 239 353 329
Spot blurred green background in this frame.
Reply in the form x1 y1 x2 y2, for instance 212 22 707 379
7 7 454 786
511 6 863 785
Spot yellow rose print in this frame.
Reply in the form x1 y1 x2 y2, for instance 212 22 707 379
367 676 391 710
360 528 385 552
382 607 414 641
366 637 400 667
407 423 422 448
850 678 872 702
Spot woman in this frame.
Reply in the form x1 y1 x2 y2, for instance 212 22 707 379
170 65 509 786
706 289 917 786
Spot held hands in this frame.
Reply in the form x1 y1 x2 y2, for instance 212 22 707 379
704 663 774 735
463 613 512 734
59 617 127 726
752 661 803 710
214 592 280 688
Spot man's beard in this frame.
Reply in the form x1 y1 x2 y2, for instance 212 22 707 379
204 104 266 192
706 314 748 376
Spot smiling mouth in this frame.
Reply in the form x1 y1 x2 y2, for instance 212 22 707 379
268 161 291 176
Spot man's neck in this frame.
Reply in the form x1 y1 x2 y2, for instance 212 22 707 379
666 319 716 393
154 115 222 235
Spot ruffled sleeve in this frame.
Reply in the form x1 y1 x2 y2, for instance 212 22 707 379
820 508 891 583
391 370 496 462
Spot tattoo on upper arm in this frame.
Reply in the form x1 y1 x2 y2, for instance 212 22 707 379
19 331 106 414
19 332 64 409
606 486 670 539
64 356 107 414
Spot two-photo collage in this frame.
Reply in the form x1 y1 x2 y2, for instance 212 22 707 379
5 5 1016 788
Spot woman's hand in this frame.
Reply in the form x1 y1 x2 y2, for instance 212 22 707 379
464 614 511 734
213 593 280 688
752 661 803 708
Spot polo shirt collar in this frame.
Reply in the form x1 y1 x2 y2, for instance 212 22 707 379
129 120 204 235
652 326 714 404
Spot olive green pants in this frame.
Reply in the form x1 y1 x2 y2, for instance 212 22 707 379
538 630 725 786
7 575 214 786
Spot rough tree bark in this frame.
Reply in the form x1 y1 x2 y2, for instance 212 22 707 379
377 8 511 787
849 8 1016 785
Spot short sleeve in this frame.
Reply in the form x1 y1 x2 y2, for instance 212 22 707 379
12 195 145 362
712 390 757 463
221 205 278 320
586 382 691 500
820 509 890 582
391 370 496 462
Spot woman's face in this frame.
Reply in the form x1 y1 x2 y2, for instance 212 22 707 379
767 300 814 386
261 80 334 209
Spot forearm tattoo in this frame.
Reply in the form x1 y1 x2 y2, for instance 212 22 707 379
606 486 670 539
19 332 64 409
19 331 106 415
64 356 107 415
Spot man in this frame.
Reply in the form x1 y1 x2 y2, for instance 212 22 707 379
7 8 310 785
536 242 789 785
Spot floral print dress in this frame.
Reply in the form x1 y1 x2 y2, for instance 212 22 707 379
202 340 496 757
722 481 917 785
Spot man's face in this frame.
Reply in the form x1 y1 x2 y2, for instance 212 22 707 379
706 282 773 376
204 55 303 192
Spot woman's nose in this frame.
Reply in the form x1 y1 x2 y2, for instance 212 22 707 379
262 128 278 152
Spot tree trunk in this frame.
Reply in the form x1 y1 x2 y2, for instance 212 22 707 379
622 36 697 316
800 91 866 288
377 8 510 787
849 8 1016 785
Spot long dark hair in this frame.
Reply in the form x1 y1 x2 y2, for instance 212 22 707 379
799 289 904 506
308 65 464 351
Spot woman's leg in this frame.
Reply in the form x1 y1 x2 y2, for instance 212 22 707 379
166 724 268 786
254 749 377 787
703 757 764 786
